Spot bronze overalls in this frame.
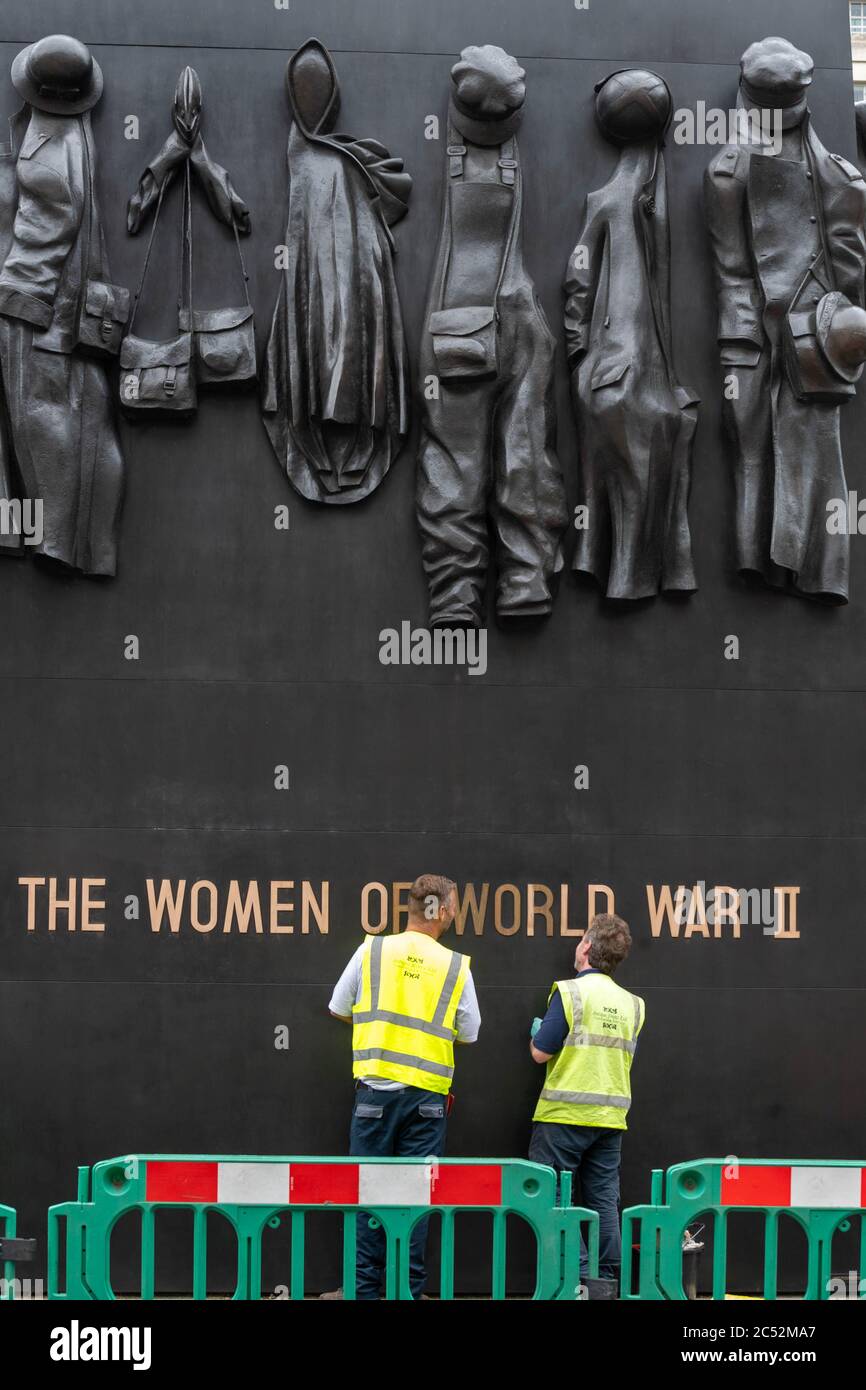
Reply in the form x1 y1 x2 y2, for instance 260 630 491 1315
416 127 567 627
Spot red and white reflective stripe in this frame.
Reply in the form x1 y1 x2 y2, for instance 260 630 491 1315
431 1163 502 1206
290 1163 359 1205
144 1160 503 1207
145 1161 219 1203
720 1165 866 1209
357 1163 432 1206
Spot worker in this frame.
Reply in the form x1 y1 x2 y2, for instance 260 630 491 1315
529 913 645 1299
325 874 480 1299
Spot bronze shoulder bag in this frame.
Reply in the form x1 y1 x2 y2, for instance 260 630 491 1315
119 163 197 419
179 205 256 389
76 130 130 359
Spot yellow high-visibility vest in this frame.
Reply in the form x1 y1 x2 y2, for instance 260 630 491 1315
352 931 470 1094
533 972 645 1129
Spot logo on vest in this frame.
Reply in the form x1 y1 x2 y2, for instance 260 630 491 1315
399 951 435 982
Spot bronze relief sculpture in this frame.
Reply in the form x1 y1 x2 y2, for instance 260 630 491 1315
122 66 255 418
565 70 698 600
705 36 866 602
416 45 568 627
261 38 412 504
0 34 126 576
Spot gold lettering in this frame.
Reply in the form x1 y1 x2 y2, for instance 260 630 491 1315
683 882 710 938
361 882 389 934
646 884 684 938
588 884 615 925
527 883 555 937
19 877 45 932
494 884 521 936
560 883 581 936
454 883 488 935
190 881 217 933
48 877 76 932
391 881 412 934
270 881 294 934
712 886 740 939
147 879 187 933
773 886 801 939
301 881 328 934
81 878 106 933
223 880 264 934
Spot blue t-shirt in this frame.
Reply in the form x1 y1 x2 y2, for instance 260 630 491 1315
533 969 639 1057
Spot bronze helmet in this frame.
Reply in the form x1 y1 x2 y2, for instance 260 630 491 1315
816 292 866 384
594 69 673 145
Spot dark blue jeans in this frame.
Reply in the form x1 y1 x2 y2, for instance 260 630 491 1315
529 1121 623 1280
349 1082 448 1299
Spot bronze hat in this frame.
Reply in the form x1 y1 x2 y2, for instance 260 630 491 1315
449 44 526 146
816 291 866 384
11 34 103 116
594 69 673 144
738 36 812 130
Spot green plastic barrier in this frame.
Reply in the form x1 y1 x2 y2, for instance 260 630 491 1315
0 1206 36 1300
48 1155 599 1300
1 1205 16 1301
622 1157 866 1300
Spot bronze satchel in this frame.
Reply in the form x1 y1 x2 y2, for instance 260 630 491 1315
178 212 256 388
119 165 197 419
76 133 129 359
429 304 498 380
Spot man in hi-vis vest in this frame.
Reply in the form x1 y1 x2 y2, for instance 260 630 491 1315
529 913 644 1297
326 874 480 1299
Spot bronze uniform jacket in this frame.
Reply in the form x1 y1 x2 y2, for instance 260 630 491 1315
705 122 866 601
705 128 866 352
0 106 124 577
0 109 103 352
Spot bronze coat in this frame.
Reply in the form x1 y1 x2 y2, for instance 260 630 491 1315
261 44 412 507
705 119 866 601
565 143 699 599
0 107 124 576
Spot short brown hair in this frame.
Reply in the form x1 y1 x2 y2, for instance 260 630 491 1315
408 874 456 921
586 913 632 973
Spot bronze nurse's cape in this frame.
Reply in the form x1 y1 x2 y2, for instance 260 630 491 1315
261 38 412 505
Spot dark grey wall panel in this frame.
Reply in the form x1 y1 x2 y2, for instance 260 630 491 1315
0 0 863 1295
1 678 865 838
0 0 855 66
